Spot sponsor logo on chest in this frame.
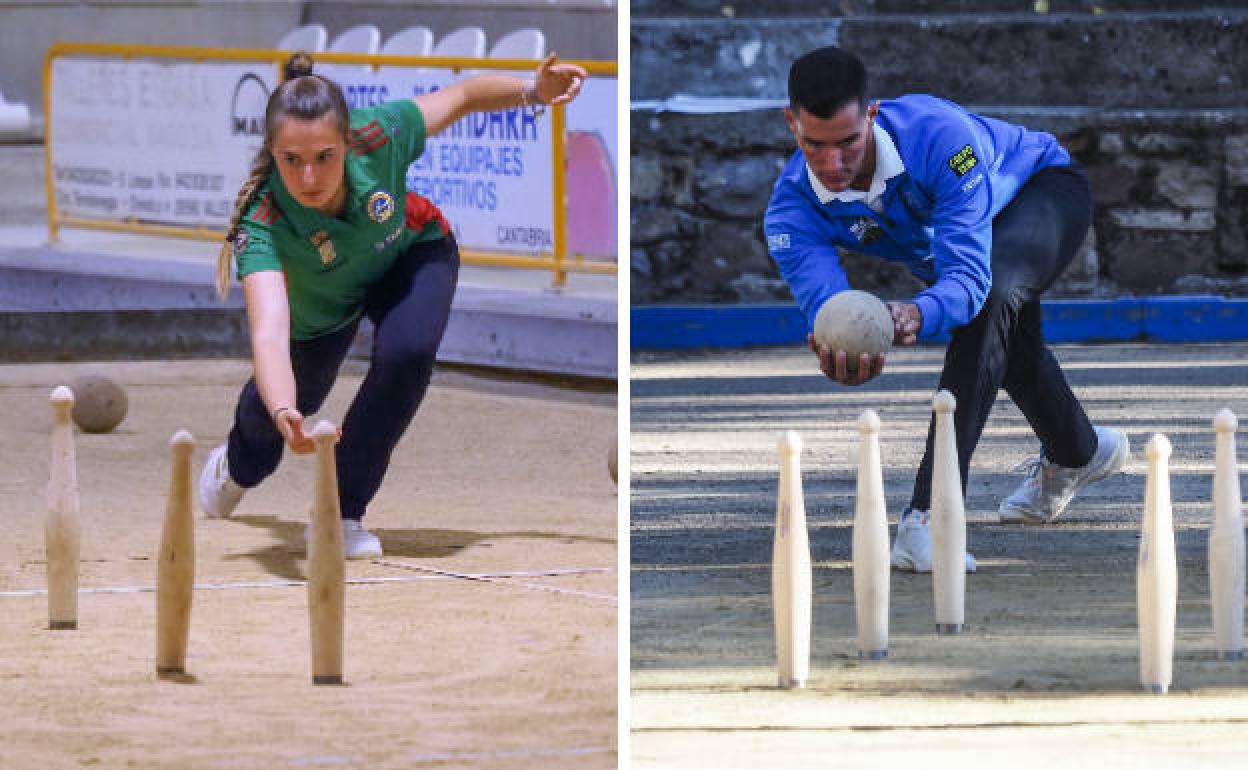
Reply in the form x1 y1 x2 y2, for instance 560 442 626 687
373 224 405 253
850 217 883 245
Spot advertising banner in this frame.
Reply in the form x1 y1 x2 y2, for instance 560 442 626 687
49 57 273 228
49 55 618 258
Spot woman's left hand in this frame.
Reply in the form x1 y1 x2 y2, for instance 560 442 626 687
533 53 587 106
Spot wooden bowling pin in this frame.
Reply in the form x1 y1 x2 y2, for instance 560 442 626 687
930 390 965 635
1210 410 1244 661
772 430 812 688
46 386 80 630
853 410 889 659
1138 434 1178 694
308 421 345 685
156 430 196 676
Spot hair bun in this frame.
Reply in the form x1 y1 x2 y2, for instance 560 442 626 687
283 52 316 81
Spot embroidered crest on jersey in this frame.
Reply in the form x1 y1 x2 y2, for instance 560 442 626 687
850 217 882 245
947 145 978 177
231 230 249 259
310 229 336 265
367 190 395 224
766 233 791 250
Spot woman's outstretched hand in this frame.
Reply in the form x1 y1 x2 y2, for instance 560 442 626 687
534 53 587 106
274 407 316 454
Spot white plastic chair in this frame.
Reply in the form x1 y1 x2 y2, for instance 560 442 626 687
380 26 435 58
328 24 381 55
326 24 381 75
488 28 546 60
276 23 328 53
0 90 32 136
432 26 487 58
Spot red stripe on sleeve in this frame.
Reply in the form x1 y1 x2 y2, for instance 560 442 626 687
352 136 390 155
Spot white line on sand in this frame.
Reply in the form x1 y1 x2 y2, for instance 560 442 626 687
0 567 613 598
375 559 619 604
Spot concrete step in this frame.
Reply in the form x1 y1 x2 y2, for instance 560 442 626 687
632 0 1245 17
630 10 1248 108
0 244 617 378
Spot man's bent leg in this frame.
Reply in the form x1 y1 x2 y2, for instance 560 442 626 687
908 165 1095 512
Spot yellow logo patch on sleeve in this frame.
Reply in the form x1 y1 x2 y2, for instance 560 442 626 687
947 145 979 177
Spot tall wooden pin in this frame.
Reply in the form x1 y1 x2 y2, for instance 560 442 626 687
853 410 889 659
46 386 80 630
156 430 196 676
1138 434 1177 694
772 430 812 688
1210 410 1244 661
930 390 966 635
308 421 345 685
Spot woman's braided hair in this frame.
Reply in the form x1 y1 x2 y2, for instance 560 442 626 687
214 52 351 297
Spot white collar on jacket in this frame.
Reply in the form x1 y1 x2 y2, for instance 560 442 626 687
807 121 905 207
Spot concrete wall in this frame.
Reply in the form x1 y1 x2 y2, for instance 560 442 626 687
0 1 303 124
631 12 1248 108
305 0 617 62
0 144 44 224
632 1 1247 16
0 0 617 137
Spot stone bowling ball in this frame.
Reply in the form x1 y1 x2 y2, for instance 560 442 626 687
813 290 893 372
69 375 128 433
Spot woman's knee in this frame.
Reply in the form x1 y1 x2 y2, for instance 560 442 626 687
370 337 439 377
235 381 278 437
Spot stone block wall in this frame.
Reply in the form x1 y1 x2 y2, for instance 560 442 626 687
631 4 1248 306
632 13 1248 109
630 107 1248 303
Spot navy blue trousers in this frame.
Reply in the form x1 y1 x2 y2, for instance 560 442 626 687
226 236 459 520
909 165 1097 511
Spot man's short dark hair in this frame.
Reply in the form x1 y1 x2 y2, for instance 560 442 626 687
788 46 867 118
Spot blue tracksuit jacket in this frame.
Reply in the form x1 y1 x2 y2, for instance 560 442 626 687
763 94 1072 339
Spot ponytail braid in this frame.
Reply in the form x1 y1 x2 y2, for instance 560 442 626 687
215 150 273 298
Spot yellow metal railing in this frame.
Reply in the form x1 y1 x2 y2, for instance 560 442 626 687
43 42 618 287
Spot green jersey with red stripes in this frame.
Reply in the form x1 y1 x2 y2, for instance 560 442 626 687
232 100 451 341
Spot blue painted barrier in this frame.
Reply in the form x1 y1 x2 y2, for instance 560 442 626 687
632 297 1248 350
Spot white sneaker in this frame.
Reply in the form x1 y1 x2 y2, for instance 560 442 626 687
342 519 383 560
199 444 244 519
890 509 977 573
998 426 1129 525
305 519 384 560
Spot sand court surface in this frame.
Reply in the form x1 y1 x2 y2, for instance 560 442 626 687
631 342 1248 769
0 359 617 769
